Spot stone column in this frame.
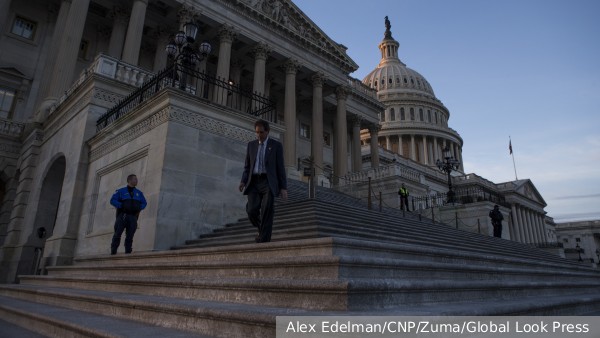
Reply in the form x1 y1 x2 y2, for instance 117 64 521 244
422 135 429 165
215 25 236 82
46 0 90 100
433 137 439 162
538 214 547 243
398 135 403 156
283 59 300 172
34 0 71 116
385 136 391 151
510 204 521 242
351 116 362 172
121 0 148 65
516 206 527 242
369 126 380 168
334 86 349 182
311 73 325 176
252 43 270 96
410 134 416 161
0 0 11 32
152 26 172 71
107 6 129 58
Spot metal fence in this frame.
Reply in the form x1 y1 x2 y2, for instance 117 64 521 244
412 185 509 210
96 63 276 131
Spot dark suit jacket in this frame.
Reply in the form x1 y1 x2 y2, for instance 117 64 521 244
241 138 287 196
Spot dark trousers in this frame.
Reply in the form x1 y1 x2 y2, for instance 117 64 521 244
493 221 502 238
246 176 275 243
111 213 138 253
400 196 410 211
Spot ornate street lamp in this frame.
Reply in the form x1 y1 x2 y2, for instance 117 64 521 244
576 243 583 262
436 146 460 203
165 21 212 89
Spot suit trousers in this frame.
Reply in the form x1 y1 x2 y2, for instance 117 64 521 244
246 176 275 243
111 213 138 253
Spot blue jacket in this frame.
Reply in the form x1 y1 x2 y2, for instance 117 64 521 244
110 186 147 215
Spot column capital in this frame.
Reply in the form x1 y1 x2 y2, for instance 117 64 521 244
311 72 326 87
252 42 271 60
351 115 363 126
283 58 301 74
109 6 129 25
218 25 237 43
368 124 381 134
335 85 350 101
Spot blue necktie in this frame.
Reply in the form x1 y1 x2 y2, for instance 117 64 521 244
258 142 265 173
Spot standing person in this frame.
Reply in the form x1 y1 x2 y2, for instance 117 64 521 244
110 174 147 254
239 120 288 243
398 183 410 211
489 205 504 238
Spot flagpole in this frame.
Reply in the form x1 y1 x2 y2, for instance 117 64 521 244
509 136 518 180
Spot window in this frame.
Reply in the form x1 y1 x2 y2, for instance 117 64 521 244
428 110 431 122
300 123 311 139
419 109 424 121
11 16 36 40
435 112 438 124
410 108 415 121
390 108 395 121
0 88 16 119
388 78 392 84
323 132 331 146
79 40 89 60
403 77 407 84
400 108 405 120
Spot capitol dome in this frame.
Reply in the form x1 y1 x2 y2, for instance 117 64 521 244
360 16 463 171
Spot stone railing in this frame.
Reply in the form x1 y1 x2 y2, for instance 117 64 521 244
454 173 498 191
347 76 378 100
339 163 421 186
50 53 155 114
0 117 25 138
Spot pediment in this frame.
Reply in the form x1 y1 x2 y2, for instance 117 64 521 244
513 179 547 206
228 0 359 73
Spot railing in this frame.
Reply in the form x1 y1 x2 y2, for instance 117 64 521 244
338 163 421 187
347 77 379 100
96 63 276 132
412 185 509 210
0 117 25 138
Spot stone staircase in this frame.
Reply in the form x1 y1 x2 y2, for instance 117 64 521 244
1 179 600 337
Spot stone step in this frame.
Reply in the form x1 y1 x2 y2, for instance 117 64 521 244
13 275 600 312
0 295 209 338
182 222 583 272
47 253 600 283
79 237 586 279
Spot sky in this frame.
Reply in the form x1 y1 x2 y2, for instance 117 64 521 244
293 0 600 222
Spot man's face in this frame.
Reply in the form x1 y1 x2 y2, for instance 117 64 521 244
128 176 138 187
255 126 269 142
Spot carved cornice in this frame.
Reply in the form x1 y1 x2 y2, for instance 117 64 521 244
89 107 255 162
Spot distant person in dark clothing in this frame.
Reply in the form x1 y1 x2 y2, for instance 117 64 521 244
239 120 287 243
398 183 410 211
110 174 147 254
489 205 504 238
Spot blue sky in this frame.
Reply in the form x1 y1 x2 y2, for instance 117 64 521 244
294 0 600 222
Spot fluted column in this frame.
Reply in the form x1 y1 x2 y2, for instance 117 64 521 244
121 0 147 65
369 126 380 168
538 214 547 243
47 0 90 100
422 135 429 165
433 137 439 162
398 135 404 156
107 6 128 58
410 135 416 161
283 59 300 171
252 43 270 96
152 26 172 71
311 73 325 176
510 204 521 242
351 116 362 172
34 0 71 114
516 206 526 242
334 86 349 182
215 25 236 82
0 0 11 33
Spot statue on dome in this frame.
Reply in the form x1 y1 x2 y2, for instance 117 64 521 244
384 16 392 38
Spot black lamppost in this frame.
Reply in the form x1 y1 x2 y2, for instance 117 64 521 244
436 146 460 203
165 22 212 89
595 249 599 263
576 243 583 262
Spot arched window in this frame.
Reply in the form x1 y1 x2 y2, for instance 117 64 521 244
428 110 431 122
419 109 424 121
410 108 415 120
390 108 395 121
400 107 405 120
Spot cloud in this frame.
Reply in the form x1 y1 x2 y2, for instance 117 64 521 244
553 193 600 200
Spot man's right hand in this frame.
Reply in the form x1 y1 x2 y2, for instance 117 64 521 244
238 182 245 192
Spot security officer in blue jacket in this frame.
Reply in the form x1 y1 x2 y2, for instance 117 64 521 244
110 174 147 254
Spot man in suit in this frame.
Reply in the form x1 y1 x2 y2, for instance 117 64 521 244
239 120 288 243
